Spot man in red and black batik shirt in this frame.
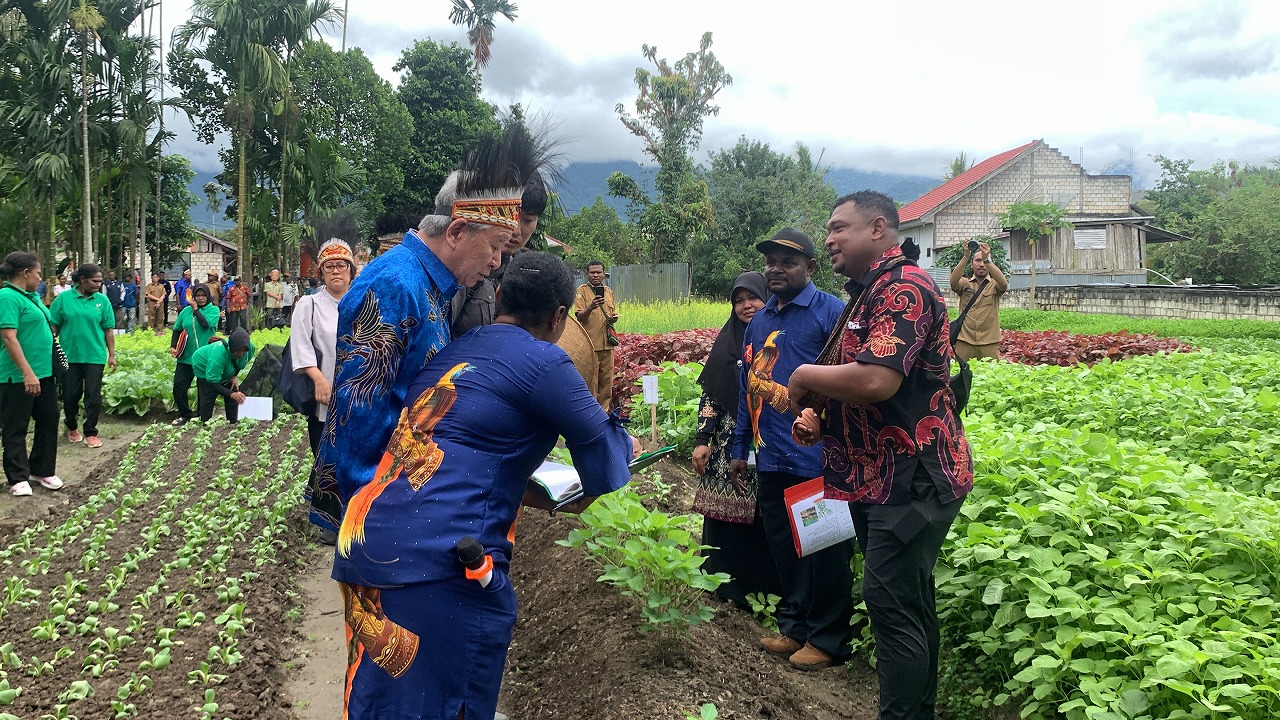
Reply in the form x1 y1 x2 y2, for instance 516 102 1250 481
789 190 973 720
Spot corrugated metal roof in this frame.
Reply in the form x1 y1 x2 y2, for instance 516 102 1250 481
898 141 1039 223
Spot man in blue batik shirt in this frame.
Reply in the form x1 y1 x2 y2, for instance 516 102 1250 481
729 227 856 671
305 117 558 546
308 197 508 537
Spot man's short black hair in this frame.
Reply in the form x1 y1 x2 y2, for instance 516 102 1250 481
835 190 900 230
521 175 548 216
586 259 605 270
497 251 575 326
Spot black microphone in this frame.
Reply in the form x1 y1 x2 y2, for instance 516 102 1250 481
455 536 492 587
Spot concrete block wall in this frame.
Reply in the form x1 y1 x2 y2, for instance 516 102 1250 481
189 252 224 282
939 285 1280 322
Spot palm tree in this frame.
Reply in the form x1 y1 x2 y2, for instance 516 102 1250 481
944 152 973 181
174 0 339 278
69 0 105 262
175 0 287 278
448 0 517 69
2 0 78 267
269 2 342 269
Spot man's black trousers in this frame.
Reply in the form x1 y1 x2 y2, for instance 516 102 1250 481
852 467 964 720
757 470 855 659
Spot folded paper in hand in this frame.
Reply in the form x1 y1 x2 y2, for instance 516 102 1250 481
784 477 856 557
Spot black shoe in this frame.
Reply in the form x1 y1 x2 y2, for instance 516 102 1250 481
316 529 337 546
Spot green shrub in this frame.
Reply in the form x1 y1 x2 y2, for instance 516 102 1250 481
627 361 703 455
998 309 1280 340
559 489 729 653
935 352 1280 719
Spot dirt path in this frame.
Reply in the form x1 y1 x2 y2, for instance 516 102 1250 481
282 546 347 720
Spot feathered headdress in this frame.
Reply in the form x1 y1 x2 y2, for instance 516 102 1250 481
436 119 561 230
303 207 362 267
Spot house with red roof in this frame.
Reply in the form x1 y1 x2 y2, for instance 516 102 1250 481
900 140 1169 287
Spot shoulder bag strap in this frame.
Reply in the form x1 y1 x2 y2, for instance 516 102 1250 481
954 278 990 329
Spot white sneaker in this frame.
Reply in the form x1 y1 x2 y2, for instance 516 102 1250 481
34 476 64 490
10 481 32 496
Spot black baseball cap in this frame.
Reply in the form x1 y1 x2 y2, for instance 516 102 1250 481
755 227 816 259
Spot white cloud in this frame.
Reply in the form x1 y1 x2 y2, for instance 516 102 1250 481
159 0 1280 185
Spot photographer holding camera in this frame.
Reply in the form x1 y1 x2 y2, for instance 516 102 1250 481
949 239 1008 361
574 260 619 410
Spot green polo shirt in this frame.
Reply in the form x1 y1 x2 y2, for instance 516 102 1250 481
49 289 114 365
192 339 256 385
173 303 222 365
0 283 54 382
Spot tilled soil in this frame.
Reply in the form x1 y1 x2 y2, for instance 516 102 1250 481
0 418 310 720
501 507 881 720
6 425 883 720
497 458 881 720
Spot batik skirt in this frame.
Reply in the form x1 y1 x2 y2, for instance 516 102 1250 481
340 571 516 720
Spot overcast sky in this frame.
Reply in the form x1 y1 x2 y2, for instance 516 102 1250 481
160 0 1280 186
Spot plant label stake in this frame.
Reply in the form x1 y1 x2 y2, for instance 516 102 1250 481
641 374 659 442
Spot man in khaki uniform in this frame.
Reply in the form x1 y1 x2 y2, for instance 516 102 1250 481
144 273 167 335
949 240 1008 361
573 260 618 410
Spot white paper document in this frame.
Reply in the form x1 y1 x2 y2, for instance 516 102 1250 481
531 461 583 502
239 396 274 422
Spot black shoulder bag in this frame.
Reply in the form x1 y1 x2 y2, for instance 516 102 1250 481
279 298 319 416
948 279 990 413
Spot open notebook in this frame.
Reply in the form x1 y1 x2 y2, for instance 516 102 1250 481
531 446 676 503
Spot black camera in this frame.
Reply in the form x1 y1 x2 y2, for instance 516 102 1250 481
967 240 980 253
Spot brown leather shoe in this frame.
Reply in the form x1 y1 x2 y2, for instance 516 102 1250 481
760 635 803 656
788 642 836 670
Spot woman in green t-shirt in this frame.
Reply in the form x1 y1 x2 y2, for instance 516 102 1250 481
170 285 220 425
0 251 63 496
49 263 116 449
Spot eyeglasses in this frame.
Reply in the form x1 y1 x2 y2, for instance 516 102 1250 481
321 262 347 272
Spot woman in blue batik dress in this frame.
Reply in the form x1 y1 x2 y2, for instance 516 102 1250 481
331 252 638 720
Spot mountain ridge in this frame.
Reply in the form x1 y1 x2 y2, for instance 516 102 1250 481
187 162 941 228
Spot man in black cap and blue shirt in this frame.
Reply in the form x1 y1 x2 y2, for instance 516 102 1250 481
729 227 855 670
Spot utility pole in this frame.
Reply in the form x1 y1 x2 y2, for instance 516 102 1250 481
341 0 348 51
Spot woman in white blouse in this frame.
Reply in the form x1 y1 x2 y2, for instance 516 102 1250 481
291 239 356 467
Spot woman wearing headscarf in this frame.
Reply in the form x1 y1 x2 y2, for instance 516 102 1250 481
170 285 221 425
0 252 63 496
691 271 782 608
192 327 255 423
49 263 116 449
294 239 356 544
332 252 638 720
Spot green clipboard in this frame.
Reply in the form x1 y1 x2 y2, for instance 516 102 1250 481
628 445 676 474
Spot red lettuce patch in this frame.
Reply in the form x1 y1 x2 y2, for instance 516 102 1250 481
612 329 719 407
998 330 1193 366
